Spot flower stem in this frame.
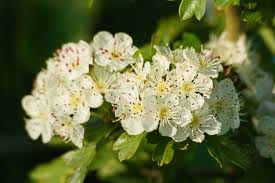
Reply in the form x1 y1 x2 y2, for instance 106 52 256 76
225 6 241 42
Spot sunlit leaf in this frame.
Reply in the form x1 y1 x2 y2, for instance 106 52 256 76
113 133 145 161
152 139 175 166
194 0 207 20
179 0 196 21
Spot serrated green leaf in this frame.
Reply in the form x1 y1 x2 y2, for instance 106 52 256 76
152 139 175 166
214 0 233 9
179 0 196 21
30 144 96 183
195 0 207 20
113 133 144 161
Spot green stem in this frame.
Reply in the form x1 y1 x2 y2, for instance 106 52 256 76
224 6 241 42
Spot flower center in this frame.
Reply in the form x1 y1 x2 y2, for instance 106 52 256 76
111 50 122 59
199 59 208 68
181 81 194 94
96 81 107 93
159 106 170 120
157 80 169 96
70 95 81 108
133 102 143 114
191 115 200 128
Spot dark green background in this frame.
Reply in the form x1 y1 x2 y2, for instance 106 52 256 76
0 0 178 182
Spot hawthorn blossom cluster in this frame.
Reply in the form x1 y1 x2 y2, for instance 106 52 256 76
207 31 275 164
22 31 241 148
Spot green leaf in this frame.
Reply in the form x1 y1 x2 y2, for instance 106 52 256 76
179 0 196 21
206 136 251 169
152 139 175 166
194 0 207 20
181 32 202 51
88 0 94 8
30 159 73 183
84 122 115 145
140 16 186 60
214 0 233 9
90 142 126 179
113 133 144 161
242 11 262 23
30 144 96 183
152 16 186 45
64 145 96 183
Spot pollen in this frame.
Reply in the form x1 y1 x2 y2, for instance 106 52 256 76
96 81 107 93
70 95 81 108
157 80 169 96
191 115 200 128
199 59 208 68
111 50 122 60
181 81 194 94
133 102 143 114
159 106 170 120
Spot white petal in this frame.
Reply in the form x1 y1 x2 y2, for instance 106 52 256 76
114 32 133 51
172 127 189 142
41 122 53 143
190 129 205 143
258 116 275 135
25 119 43 140
70 124 84 148
22 95 40 117
255 136 273 158
92 31 114 50
87 90 103 108
201 116 221 135
121 117 144 135
172 107 192 126
141 113 159 132
159 121 177 137
73 106 91 124
187 94 205 110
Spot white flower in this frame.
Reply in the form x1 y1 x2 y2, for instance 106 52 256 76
47 40 92 80
90 65 117 95
172 104 221 143
130 54 151 89
144 65 173 97
173 63 213 110
152 46 172 71
104 71 145 135
255 116 275 163
183 47 223 78
92 31 138 71
153 45 185 65
142 92 192 137
22 94 54 143
207 32 249 66
53 115 85 148
255 135 275 163
52 75 103 124
207 79 240 135
255 76 273 102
